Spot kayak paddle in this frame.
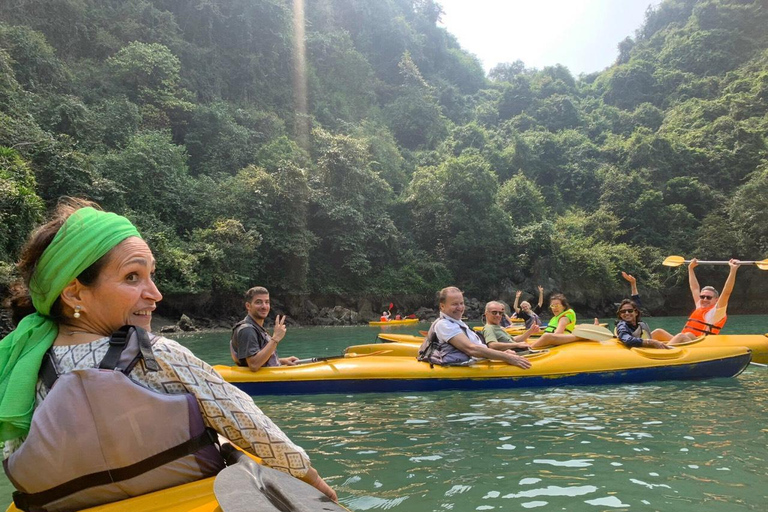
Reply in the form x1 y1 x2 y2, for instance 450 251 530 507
572 324 615 342
295 349 392 365
663 255 768 270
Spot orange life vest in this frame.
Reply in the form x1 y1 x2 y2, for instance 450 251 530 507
682 305 726 335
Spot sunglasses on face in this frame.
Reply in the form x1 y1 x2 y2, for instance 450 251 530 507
488 311 504 316
619 308 636 314
699 295 715 300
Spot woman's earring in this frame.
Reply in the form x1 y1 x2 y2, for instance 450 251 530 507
73 305 82 319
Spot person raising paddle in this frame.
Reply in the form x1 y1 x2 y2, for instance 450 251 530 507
658 258 741 345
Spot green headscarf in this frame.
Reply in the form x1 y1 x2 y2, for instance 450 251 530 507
0 207 141 441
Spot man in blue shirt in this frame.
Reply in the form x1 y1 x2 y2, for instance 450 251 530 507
418 287 532 368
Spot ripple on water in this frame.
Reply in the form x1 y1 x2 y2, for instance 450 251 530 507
241 370 768 512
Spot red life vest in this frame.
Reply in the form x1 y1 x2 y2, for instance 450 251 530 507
682 305 726 335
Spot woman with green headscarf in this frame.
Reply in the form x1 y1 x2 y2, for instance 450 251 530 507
0 199 337 508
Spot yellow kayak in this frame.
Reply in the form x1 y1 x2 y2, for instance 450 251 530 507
5 451 350 512
378 333 422 343
6 478 221 512
349 342 419 357
213 340 751 395
376 333 768 364
368 318 419 326
673 333 768 364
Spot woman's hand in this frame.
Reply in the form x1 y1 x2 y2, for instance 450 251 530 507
621 271 635 285
304 467 338 502
643 339 671 350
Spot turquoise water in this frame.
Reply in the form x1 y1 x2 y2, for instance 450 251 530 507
2 315 767 510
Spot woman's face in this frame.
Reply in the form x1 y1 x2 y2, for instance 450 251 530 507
617 305 638 324
76 237 162 334
521 301 532 312
550 299 564 315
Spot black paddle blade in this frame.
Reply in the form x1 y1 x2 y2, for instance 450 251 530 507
214 456 347 512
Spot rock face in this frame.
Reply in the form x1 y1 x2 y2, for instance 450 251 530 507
0 309 13 339
159 314 198 334
178 314 197 332
312 305 360 326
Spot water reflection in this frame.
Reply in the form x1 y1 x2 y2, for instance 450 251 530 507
254 370 767 511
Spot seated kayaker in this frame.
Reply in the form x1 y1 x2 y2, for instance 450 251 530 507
615 301 670 349
380 311 391 322
1 200 336 511
231 286 299 371
656 258 741 345
615 271 671 348
513 286 544 329
483 301 539 352
529 293 581 348
417 287 532 368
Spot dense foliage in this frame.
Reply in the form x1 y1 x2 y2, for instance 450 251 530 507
1 0 766 315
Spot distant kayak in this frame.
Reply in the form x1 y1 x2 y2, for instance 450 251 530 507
368 318 419 326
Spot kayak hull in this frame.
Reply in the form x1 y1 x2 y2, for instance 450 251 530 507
675 334 768 364
6 478 221 512
368 318 419 326
378 333 768 363
214 341 751 395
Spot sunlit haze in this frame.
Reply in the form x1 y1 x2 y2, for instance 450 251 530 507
437 0 663 75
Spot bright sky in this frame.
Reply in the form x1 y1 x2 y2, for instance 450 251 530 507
437 0 664 76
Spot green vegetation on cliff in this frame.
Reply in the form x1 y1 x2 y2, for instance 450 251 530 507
1 0 766 315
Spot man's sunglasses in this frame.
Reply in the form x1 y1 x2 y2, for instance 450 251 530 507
699 295 715 300
618 308 636 314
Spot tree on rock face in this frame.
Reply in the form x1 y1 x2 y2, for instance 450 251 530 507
0 24 67 93
95 130 192 226
601 60 659 110
726 164 768 255
0 147 44 263
496 174 549 228
384 51 447 150
405 152 511 293
106 42 193 129
308 128 399 293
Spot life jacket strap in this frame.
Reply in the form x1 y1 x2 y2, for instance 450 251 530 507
99 325 159 372
39 351 60 391
11 428 219 512
685 317 721 335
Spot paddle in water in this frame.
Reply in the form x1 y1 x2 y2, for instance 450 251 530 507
663 255 768 270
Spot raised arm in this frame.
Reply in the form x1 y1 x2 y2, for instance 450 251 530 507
688 259 701 304
715 259 741 312
621 272 638 296
513 290 522 313
537 285 544 308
